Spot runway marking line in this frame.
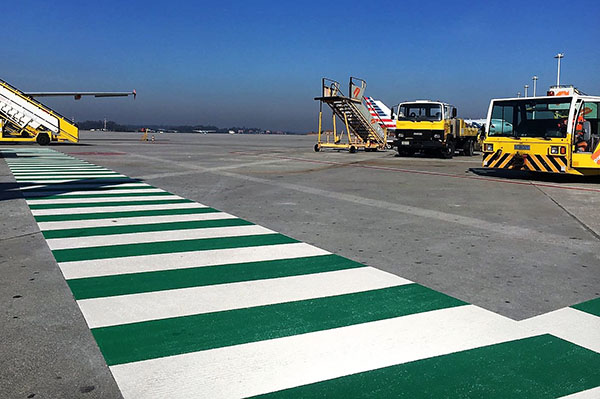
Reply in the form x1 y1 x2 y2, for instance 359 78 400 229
229 151 600 194
2 147 599 398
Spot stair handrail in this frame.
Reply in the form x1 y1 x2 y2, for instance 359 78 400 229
321 78 343 98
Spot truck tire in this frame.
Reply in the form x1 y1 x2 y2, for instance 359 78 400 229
463 140 474 156
314 143 320 152
349 145 356 153
441 141 455 159
36 133 50 146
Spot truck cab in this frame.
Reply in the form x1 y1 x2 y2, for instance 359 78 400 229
482 86 600 176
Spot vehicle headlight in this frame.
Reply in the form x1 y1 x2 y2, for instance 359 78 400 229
484 143 494 152
550 146 558 154
396 133 404 138
433 133 441 139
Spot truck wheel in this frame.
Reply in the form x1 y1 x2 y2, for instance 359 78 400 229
349 146 356 153
314 144 320 152
441 142 455 159
36 133 50 146
463 140 474 156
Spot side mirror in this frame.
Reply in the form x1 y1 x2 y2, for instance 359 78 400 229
452 108 457 118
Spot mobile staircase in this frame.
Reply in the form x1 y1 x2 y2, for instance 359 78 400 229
314 77 387 152
0 79 78 145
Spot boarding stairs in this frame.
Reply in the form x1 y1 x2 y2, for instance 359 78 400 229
314 77 387 152
0 79 78 144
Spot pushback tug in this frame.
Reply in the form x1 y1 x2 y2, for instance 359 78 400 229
482 85 600 176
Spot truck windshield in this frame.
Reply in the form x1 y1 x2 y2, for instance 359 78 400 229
489 98 572 138
398 103 442 121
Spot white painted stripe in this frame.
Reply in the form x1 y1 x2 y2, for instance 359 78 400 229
31 201 203 216
8 163 93 167
13 171 115 176
79 267 407 328
11 167 104 171
11 166 107 170
109 305 531 399
48 224 275 250
558 386 600 398
37 211 236 231
59 242 329 279
24 188 166 198
19 183 151 191
519 307 600 353
27 194 180 205
15 174 124 179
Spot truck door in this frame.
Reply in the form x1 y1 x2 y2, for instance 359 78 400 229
571 100 600 169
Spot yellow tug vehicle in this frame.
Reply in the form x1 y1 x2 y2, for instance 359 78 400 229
482 86 600 176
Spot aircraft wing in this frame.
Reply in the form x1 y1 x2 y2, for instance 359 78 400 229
24 90 136 100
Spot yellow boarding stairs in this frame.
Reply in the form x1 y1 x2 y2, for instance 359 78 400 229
0 79 78 145
314 77 387 152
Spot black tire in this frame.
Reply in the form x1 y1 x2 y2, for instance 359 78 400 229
440 141 455 159
314 143 320 152
463 140 474 156
36 133 50 146
349 146 356 153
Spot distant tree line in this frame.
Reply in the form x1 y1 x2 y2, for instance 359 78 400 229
76 120 303 134
77 120 223 133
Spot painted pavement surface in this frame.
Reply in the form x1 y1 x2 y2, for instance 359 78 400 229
2 147 599 398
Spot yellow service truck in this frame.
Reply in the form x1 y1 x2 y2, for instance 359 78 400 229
482 86 600 176
390 100 480 158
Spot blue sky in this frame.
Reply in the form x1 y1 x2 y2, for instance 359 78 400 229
6 0 600 131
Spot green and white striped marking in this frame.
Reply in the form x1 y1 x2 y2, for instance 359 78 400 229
2 147 599 398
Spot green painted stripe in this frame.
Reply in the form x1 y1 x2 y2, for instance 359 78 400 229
34 207 220 222
29 198 190 210
53 234 297 262
43 218 253 239
92 284 466 366
255 334 600 399
572 297 600 318
24 192 172 200
69 254 362 300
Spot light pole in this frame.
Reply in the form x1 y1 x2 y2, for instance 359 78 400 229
554 53 564 86
517 92 521 98
532 76 538 96
524 84 529 97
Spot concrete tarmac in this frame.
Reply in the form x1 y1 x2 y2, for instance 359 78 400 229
1 131 599 397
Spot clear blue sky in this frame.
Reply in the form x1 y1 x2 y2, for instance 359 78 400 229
6 0 600 132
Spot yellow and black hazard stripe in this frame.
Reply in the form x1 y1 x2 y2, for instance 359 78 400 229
524 154 567 173
484 151 567 173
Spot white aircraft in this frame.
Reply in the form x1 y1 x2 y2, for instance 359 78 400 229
193 129 216 134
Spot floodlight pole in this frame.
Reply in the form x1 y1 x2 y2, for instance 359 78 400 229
524 85 529 97
554 53 564 86
532 76 538 96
